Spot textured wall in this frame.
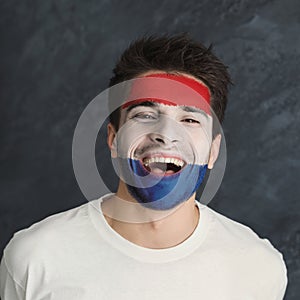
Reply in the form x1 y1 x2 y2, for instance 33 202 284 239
0 0 299 298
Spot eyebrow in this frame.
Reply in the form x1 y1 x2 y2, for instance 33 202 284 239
181 106 209 118
126 101 208 118
126 101 158 113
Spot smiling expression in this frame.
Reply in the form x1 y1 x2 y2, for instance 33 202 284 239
107 73 218 209
113 100 213 177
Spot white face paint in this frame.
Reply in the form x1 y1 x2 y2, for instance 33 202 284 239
113 101 213 175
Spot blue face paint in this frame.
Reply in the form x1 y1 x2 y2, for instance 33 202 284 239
113 158 207 210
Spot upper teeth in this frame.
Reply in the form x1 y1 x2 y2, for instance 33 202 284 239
143 157 184 167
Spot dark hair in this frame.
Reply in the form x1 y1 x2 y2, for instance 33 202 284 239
108 33 232 130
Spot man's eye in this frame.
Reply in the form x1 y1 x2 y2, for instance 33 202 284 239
182 118 200 124
131 113 157 120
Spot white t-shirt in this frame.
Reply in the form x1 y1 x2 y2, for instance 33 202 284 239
0 194 288 299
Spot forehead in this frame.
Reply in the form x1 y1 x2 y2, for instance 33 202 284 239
121 74 211 115
139 70 208 88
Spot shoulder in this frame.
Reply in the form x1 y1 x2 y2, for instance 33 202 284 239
203 205 288 289
2 202 90 285
204 204 280 250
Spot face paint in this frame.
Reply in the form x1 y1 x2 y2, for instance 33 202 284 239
111 74 213 210
122 73 211 114
113 158 208 210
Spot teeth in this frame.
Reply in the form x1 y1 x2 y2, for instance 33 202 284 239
143 157 184 167
174 159 183 167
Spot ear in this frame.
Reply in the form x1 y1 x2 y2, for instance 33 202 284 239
207 134 221 169
107 123 117 158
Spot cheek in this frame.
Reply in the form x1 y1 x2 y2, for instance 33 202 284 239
115 122 152 158
189 128 212 164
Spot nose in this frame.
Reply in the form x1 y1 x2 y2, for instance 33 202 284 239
148 116 180 145
149 134 178 144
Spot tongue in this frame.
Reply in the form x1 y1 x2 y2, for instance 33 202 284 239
143 162 177 175
150 167 175 175
165 170 175 175
151 167 166 175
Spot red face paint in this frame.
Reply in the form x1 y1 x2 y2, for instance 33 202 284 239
122 73 211 115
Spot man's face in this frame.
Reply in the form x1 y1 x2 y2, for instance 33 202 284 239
107 72 220 210
114 100 213 174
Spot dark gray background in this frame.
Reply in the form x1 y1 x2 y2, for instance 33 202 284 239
0 0 299 298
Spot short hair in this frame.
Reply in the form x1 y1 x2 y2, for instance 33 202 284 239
108 33 232 131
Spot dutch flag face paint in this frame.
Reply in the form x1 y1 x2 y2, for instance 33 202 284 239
111 73 213 210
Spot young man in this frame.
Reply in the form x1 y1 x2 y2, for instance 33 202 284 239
0 34 287 299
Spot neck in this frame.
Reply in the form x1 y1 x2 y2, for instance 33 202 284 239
101 182 200 249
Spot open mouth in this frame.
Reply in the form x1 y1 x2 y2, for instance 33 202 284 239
142 157 185 175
